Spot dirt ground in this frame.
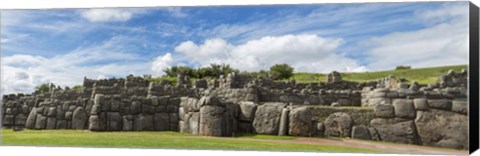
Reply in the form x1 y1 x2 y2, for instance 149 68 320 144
194 136 469 155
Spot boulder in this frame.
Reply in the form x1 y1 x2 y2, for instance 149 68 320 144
15 114 27 126
47 106 56 117
107 112 121 131
88 115 102 131
351 125 371 140
122 115 133 131
188 112 200 134
46 117 57 129
392 99 415 119
72 107 88 129
131 101 142 115
413 98 428 110
134 115 153 131
34 115 47 129
25 108 37 129
415 109 468 149
252 102 287 135
65 111 73 120
451 100 467 114
427 99 452 110
154 113 169 131
238 101 257 121
288 107 312 136
199 105 225 136
374 104 394 118
369 98 391 106
56 120 67 129
324 112 352 137
370 118 418 144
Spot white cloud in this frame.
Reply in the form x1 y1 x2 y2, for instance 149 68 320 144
80 9 139 22
151 53 174 76
1 36 151 95
173 34 366 73
364 3 468 70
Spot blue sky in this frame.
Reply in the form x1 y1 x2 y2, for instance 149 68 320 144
0 2 469 94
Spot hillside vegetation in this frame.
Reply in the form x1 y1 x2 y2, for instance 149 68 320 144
147 65 467 86
292 65 467 84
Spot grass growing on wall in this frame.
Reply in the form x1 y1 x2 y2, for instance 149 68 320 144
1 129 380 153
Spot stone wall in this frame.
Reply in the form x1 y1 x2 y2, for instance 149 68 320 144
1 94 36 128
0 69 469 150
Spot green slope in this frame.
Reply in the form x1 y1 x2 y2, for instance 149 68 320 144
292 65 467 85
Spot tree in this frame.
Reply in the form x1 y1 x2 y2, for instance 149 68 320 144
35 83 50 93
395 65 411 70
72 85 83 91
269 63 294 80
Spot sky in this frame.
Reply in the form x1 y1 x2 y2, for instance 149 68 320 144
0 2 469 94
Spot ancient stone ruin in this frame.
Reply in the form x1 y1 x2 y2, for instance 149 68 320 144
1 69 469 150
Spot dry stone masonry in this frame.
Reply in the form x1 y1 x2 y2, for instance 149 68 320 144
1 70 469 150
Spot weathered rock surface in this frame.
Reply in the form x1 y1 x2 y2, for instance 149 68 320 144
351 125 371 140
324 112 352 137
374 104 394 118
392 99 415 119
370 118 418 144
72 107 88 129
414 109 468 149
288 107 312 136
25 108 37 129
252 102 287 135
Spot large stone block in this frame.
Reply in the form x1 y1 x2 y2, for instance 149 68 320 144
47 106 56 117
374 104 394 118
25 108 37 129
428 99 452 110
370 118 417 144
46 117 57 129
131 101 142 115
415 109 468 149
351 125 371 140
413 98 428 110
369 98 391 106
238 101 257 122
252 102 287 135
14 114 27 126
324 112 352 137
88 115 105 131
188 112 200 134
392 99 415 119
72 107 88 129
154 113 169 131
56 120 67 129
452 100 467 114
122 115 133 131
3 114 14 125
199 105 225 136
134 114 153 131
35 114 47 129
107 112 122 131
288 107 312 136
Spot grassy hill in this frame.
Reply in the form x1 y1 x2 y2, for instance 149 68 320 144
292 65 467 85
148 65 467 86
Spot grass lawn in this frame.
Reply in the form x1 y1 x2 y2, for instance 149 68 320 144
1 129 381 153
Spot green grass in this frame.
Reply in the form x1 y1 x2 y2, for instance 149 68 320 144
1 129 380 153
292 65 467 85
